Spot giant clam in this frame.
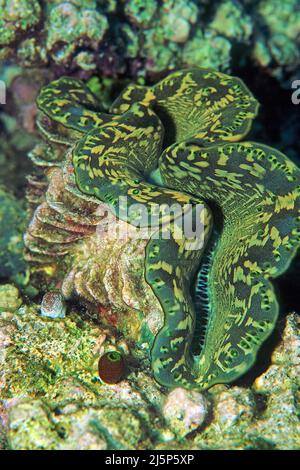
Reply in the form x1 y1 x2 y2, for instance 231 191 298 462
25 69 300 390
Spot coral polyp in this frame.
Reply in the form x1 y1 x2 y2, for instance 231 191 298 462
25 68 300 391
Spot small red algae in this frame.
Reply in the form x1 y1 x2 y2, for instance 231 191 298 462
98 305 118 327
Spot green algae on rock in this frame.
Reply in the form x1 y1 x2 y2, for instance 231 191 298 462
124 0 158 27
182 30 232 72
45 2 108 68
209 1 253 43
254 0 300 74
0 0 41 47
25 67 300 393
0 284 22 312
0 300 299 449
0 302 161 450
0 0 298 83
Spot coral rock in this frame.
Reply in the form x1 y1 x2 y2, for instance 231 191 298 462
213 387 254 428
0 284 22 312
0 303 299 449
162 388 208 438
0 0 41 47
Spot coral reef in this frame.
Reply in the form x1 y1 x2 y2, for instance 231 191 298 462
0 284 22 312
210 1 253 42
45 1 108 71
0 0 299 452
1 1 299 210
0 288 298 449
253 0 300 79
0 0 41 50
0 0 298 81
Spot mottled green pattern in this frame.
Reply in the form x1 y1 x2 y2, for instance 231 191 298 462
36 68 300 391
159 141 300 388
36 77 117 144
110 68 259 145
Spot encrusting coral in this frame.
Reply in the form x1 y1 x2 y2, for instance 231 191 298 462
24 67 300 392
1 0 299 82
253 0 300 78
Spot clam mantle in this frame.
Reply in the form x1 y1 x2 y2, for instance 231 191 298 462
25 68 300 390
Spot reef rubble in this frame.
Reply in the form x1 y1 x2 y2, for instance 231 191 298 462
0 285 299 450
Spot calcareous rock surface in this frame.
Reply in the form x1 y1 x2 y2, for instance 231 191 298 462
0 286 299 450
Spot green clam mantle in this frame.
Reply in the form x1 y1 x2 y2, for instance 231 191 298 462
36 68 300 390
